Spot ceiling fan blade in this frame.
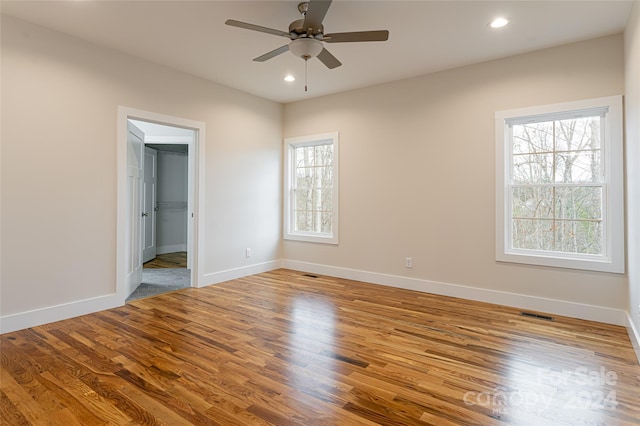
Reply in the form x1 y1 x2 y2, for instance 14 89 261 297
253 45 290 62
317 48 341 69
324 30 389 43
225 19 292 39
303 0 332 30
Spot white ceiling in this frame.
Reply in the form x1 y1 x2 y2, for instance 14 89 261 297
1 1 633 104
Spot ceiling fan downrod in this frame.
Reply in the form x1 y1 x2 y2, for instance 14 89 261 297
298 2 309 16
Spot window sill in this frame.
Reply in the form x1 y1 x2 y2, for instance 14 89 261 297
284 233 339 245
497 250 624 274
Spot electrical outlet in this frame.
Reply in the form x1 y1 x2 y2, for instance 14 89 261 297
405 257 413 268
245 248 252 258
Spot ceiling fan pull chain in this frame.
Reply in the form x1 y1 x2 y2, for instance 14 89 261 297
305 57 309 92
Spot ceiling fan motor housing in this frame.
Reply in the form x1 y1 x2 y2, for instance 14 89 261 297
289 19 324 38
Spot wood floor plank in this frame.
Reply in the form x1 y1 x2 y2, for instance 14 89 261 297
1 269 639 425
0 388 31 426
0 366 53 425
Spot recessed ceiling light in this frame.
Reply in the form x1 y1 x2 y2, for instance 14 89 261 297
489 17 509 29
284 75 295 82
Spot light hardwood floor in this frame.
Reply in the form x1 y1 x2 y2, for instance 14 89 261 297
1 269 639 425
143 252 188 269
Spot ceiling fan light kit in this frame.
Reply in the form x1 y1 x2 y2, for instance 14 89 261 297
225 0 389 91
289 38 323 60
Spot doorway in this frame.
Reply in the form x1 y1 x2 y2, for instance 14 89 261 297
130 123 192 301
116 107 205 304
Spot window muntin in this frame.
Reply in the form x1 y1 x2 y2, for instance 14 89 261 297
284 133 339 244
496 96 623 273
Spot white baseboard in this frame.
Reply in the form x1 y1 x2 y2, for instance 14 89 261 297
156 244 187 255
199 260 283 287
626 314 640 365
281 260 628 326
0 293 121 334
2 259 633 346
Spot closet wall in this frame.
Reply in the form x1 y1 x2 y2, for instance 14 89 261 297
156 150 188 254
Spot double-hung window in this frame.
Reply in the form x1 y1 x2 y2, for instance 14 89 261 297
496 96 624 273
284 132 339 244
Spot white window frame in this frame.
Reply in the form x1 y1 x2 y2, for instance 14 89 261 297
495 96 624 273
284 132 339 244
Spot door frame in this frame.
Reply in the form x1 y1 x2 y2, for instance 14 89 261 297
117 106 205 303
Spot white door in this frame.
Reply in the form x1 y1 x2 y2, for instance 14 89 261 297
126 121 144 297
142 147 157 263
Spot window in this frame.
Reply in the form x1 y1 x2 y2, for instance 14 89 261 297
496 96 623 273
284 132 339 244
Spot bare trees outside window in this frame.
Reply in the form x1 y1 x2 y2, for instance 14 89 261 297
293 143 334 234
511 116 603 254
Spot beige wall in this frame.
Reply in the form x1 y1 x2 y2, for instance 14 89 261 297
625 2 640 348
0 16 283 319
284 35 627 312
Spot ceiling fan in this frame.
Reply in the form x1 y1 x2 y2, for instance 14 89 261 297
225 0 389 70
